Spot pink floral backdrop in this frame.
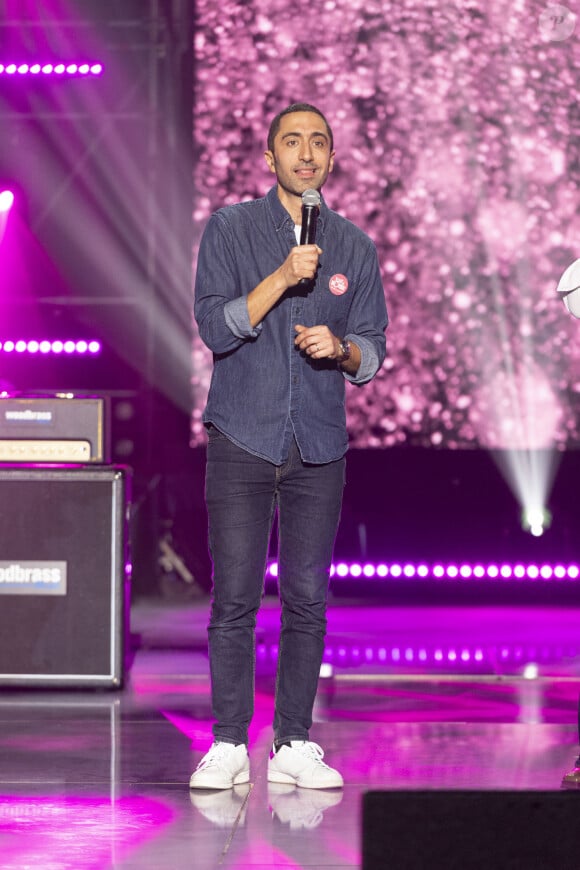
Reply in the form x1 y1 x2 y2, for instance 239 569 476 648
191 0 580 451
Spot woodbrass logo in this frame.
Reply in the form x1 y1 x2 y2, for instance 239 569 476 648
0 562 67 595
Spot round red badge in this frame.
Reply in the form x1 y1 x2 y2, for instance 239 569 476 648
329 274 349 296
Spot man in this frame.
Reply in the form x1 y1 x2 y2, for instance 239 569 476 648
190 102 388 790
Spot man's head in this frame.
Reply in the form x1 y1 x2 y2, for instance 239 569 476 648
267 103 334 153
264 103 335 208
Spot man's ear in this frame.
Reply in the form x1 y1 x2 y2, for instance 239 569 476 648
264 150 276 174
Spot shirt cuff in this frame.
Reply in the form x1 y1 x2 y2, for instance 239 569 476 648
224 297 263 339
342 334 380 385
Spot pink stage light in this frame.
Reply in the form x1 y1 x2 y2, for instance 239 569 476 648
0 340 101 355
0 190 14 213
0 63 103 77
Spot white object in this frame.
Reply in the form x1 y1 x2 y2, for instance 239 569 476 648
267 740 344 789
557 258 580 318
189 742 250 789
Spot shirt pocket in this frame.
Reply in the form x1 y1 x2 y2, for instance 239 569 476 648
315 271 353 335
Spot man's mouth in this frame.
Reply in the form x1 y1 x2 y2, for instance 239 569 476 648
295 167 317 177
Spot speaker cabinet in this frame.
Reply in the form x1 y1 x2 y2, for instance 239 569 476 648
362 790 580 870
0 467 130 688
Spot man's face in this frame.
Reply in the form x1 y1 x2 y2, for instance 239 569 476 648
264 111 335 202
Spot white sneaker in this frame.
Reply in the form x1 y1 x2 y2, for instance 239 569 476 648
267 741 344 789
189 742 250 790
268 782 343 828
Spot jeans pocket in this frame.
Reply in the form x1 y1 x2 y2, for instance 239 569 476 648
206 424 225 443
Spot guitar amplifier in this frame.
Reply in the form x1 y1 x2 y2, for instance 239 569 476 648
0 394 109 463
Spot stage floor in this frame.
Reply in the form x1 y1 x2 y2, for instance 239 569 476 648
1 597 580 869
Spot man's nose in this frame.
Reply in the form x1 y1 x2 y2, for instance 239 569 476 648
299 140 313 161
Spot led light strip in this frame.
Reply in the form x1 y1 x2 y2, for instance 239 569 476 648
257 641 576 668
0 63 103 76
0 340 101 354
266 561 580 581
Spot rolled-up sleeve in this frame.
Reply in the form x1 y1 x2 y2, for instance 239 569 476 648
342 238 388 385
343 334 380 384
194 213 261 354
224 296 262 340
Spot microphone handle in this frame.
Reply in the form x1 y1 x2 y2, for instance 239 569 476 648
298 205 319 286
300 205 319 245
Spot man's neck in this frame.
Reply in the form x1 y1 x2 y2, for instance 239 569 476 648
276 186 303 225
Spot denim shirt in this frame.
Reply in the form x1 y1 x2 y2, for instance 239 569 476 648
194 186 388 465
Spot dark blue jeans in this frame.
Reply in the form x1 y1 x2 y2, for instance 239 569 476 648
205 427 345 747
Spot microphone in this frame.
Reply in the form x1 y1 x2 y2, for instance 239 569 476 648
298 188 321 286
299 188 321 245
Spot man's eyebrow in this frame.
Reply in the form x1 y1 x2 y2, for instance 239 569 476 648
281 130 329 141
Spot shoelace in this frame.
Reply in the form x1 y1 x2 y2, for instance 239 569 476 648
198 743 236 769
293 741 331 767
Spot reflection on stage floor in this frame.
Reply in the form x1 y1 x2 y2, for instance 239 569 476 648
1 597 579 869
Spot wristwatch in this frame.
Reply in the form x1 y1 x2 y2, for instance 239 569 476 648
336 338 351 365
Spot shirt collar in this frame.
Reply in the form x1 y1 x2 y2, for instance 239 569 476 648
266 185 328 233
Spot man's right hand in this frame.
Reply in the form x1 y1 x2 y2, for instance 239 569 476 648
279 245 322 288
246 245 322 328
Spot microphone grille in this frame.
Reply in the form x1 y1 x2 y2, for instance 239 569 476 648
301 188 321 207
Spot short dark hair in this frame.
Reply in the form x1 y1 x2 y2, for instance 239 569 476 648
267 103 334 153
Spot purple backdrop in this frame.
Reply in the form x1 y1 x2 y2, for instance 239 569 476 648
191 0 580 451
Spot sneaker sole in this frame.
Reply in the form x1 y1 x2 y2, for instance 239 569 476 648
267 769 343 789
190 770 250 790
267 769 297 786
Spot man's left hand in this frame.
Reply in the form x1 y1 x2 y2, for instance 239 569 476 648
294 324 341 359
